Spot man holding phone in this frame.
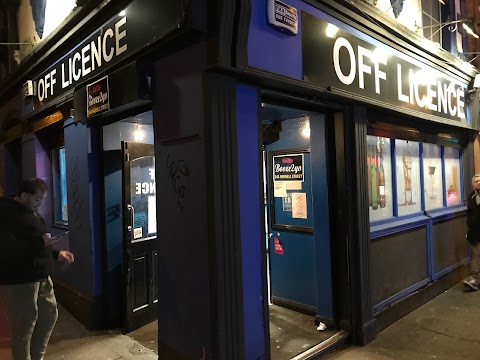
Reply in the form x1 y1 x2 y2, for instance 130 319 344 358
0 178 74 360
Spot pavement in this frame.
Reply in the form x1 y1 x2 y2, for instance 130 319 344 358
323 281 480 360
0 305 158 360
2 281 480 359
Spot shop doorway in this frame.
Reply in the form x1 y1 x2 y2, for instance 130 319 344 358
262 103 338 359
102 111 158 344
122 141 158 332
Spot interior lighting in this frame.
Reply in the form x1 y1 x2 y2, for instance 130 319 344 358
133 125 145 142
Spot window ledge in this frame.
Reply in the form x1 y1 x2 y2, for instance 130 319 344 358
370 206 467 239
371 214 430 239
425 206 467 221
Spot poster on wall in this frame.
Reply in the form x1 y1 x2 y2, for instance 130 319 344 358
367 136 393 221
396 140 421 216
282 193 292 211
444 147 461 206
273 154 304 182
291 192 307 219
423 143 443 210
86 76 110 117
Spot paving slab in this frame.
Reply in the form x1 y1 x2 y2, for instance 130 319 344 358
324 282 480 360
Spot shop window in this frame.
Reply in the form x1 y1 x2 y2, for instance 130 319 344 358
52 147 68 225
367 135 464 223
423 143 443 210
444 147 462 206
367 136 393 221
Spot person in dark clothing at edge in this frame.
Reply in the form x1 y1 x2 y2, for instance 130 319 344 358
464 174 480 291
0 178 74 360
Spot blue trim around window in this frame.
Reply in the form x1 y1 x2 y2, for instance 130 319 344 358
441 146 447 207
419 143 425 211
370 213 429 239
391 139 398 217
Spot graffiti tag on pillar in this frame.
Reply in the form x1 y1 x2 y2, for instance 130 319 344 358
166 153 189 213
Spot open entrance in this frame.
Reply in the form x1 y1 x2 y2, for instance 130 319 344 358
262 103 342 359
102 110 158 352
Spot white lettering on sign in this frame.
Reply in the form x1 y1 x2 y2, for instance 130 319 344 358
40 16 128 99
88 91 108 106
37 69 57 102
332 37 466 120
274 163 302 174
135 168 156 195
135 182 156 195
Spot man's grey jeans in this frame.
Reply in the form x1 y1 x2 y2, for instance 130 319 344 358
0 276 58 360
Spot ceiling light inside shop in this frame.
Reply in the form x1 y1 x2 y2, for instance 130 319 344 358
119 10 126 16
134 126 145 142
325 24 339 38
301 123 310 139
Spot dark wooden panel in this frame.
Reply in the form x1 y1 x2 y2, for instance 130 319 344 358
371 227 428 305
132 255 148 310
433 216 468 273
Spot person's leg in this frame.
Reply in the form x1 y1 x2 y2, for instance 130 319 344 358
464 242 480 290
471 243 480 278
30 277 58 360
4 282 41 360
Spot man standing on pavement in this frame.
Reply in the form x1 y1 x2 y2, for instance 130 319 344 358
0 178 74 360
464 174 480 291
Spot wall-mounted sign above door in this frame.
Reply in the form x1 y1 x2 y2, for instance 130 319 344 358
267 0 298 35
86 76 110 117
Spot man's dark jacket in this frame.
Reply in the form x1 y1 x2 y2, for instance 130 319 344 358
467 190 480 245
0 197 58 285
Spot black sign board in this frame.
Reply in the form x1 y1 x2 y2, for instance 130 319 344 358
86 76 110 117
31 0 184 111
273 154 304 181
302 12 470 123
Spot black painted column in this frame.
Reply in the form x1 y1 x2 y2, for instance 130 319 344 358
153 42 246 359
345 105 376 345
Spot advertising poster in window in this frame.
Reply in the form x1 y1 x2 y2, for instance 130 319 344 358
444 147 461 206
367 136 393 221
423 143 443 210
396 140 421 216
273 153 304 182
